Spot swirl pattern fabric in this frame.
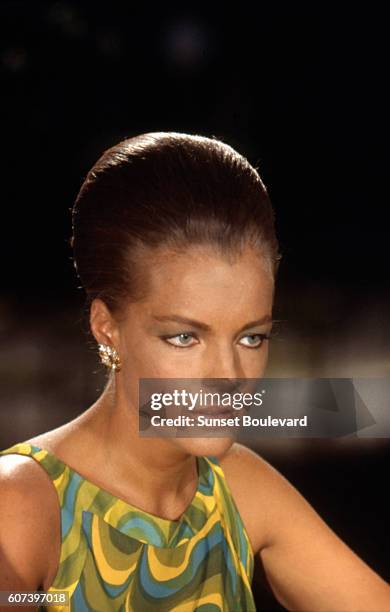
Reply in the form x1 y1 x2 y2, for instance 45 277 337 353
0 442 256 611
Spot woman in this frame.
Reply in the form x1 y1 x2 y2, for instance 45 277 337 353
0 132 389 612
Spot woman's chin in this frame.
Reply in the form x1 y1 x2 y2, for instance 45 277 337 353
173 435 235 458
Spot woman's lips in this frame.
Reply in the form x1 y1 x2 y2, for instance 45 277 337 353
191 407 234 416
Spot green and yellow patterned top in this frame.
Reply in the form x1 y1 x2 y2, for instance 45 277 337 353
0 442 256 611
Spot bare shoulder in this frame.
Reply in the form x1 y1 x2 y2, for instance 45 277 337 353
218 442 309 554
25 419 79 450
0 453 60 590
0 450 58 496
219 446 390 610
25 404 99 460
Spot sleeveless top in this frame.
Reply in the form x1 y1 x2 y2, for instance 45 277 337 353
0 442 256 612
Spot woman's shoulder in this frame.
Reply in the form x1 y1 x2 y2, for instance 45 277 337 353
0 448 61 590
13 417 88 468
218 442 295 554
0 437 60 497
0 424 86 500
0 451 58 524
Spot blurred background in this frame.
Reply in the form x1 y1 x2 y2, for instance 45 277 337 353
0 2 389 609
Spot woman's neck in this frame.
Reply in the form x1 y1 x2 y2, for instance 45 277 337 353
75 377 199 520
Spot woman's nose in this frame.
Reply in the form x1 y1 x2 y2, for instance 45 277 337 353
203 345 244 380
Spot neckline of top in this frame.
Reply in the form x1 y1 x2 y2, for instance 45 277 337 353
3 442 214 529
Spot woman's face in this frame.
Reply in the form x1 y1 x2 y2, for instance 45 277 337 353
101 244 275 457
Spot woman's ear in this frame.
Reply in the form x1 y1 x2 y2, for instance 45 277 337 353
89 298 119 348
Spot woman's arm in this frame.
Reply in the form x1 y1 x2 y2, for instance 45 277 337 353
0 455 59 597
220 443 390 611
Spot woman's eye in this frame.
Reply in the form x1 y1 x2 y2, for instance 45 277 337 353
239 333 269 348
164 333 197 348
163 332 270 349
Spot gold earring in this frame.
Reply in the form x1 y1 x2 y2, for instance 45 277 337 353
98 343 122 372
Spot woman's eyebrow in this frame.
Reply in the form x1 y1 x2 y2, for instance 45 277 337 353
152 314 273 333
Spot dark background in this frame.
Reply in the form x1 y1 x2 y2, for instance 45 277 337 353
0 3 389 610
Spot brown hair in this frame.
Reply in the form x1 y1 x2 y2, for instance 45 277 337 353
71 131 282 320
